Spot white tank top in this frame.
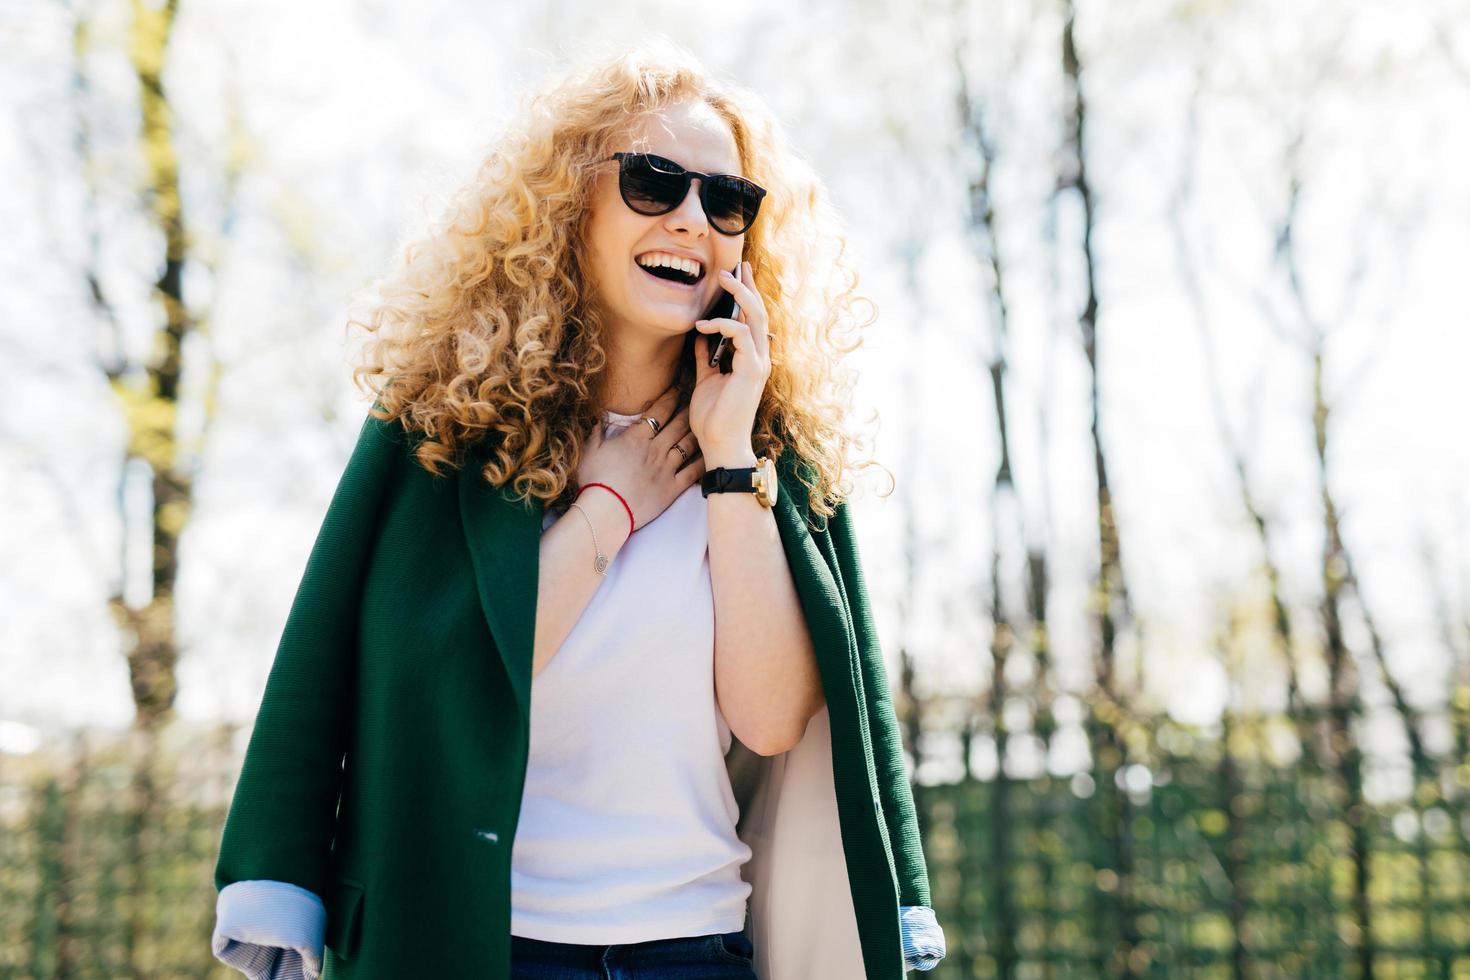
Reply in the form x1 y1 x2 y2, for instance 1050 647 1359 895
508 408 754 944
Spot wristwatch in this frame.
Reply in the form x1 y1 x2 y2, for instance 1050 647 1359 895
702 455 778 508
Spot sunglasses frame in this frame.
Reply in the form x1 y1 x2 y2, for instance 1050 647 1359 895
603 152 766 236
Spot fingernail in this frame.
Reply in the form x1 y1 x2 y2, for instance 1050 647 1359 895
720 269 733 277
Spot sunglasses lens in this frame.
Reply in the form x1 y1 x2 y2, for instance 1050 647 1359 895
621 154 687 213
616 153 762 234
706 176 762 234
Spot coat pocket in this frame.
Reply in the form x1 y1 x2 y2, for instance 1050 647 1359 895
325 876 365 961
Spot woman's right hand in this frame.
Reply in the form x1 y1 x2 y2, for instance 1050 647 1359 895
575 385 705 533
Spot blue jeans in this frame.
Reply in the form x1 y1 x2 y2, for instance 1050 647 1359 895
509 926 756 979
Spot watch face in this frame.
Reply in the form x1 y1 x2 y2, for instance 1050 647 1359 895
758 457 778 506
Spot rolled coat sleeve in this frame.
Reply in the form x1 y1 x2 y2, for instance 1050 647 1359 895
212 879 325 980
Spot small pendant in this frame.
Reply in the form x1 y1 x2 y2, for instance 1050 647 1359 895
595 554 609 574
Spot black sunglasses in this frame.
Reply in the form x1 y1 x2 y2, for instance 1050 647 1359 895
603 152 766 236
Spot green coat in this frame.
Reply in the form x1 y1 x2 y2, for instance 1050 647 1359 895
214 410 934 979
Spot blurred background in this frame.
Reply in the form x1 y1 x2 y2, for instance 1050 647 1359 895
3 0 1469 976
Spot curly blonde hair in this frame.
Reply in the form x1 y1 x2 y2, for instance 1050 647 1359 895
348 37 891 525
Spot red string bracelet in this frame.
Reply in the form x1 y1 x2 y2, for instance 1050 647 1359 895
575 482 635 539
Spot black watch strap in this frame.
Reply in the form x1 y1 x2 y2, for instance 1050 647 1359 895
702 466 757 497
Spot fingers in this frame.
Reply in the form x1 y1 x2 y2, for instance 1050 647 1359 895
654 409 695 459
695 317 752 348
717 265 754 307
639 384 682 434
632 386 703 475
653 383 682 421
709 261 768 359
662 433 698 475
684 449 707 484
646 399 700 472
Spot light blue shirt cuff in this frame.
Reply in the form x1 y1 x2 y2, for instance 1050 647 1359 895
899 904 947 972
212 879 326 980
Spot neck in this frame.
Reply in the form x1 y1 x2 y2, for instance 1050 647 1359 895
599 331 687 415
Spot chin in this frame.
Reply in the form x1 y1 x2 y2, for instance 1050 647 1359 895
631 297 708 330
653 309 700 333
625 268 713 323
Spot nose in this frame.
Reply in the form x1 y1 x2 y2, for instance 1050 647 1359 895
663 177 708 236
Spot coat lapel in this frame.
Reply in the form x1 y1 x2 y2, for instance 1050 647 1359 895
457 465 543 731
457 450 871 978
724 460 868 980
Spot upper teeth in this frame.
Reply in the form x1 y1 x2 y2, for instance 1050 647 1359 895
637 252 702 278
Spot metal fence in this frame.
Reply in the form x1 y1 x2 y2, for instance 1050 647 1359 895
2 714 1468 979
916 711 1470 978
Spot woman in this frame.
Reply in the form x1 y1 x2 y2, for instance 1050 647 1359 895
211 40 947 980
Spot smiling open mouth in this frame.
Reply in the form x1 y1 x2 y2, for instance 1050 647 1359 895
635 256 704 288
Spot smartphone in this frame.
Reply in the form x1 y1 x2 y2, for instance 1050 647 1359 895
696 262 741 374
